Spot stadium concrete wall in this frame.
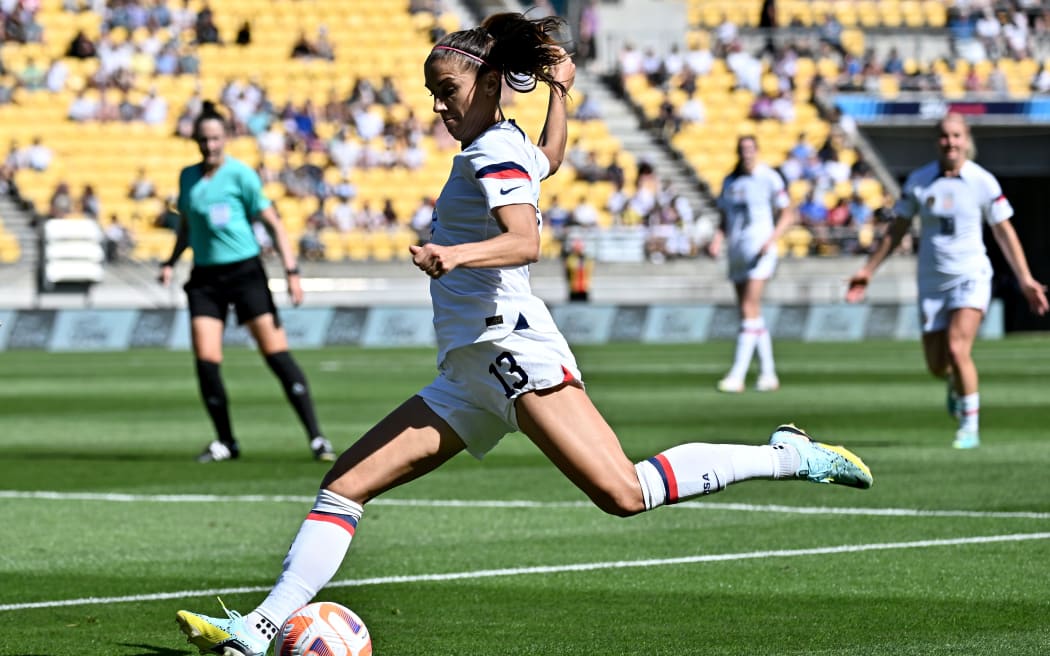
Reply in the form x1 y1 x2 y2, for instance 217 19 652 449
0 301 1003 352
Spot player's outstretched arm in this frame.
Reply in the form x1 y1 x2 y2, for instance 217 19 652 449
846 214 910 303
991 219 1049 316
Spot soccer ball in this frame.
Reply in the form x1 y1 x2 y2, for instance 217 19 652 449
277 601 372 656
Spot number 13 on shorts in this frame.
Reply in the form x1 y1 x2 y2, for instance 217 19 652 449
488 351 530 398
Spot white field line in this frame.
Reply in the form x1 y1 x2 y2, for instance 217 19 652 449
2 532 1050 613
2 489 1050 520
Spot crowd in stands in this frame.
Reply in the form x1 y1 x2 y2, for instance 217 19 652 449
6 0 1004 268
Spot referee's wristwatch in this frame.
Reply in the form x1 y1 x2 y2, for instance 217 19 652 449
285 266 301 276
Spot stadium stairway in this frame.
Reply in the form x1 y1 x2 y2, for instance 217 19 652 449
0 189 38 269
574 67 720 232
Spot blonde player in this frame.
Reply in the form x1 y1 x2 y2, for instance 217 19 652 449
175 15 872 656
707 135 795 392
847 112 1047 449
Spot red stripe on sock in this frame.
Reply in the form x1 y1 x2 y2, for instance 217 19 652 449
653 453 679 503
306 512 356 536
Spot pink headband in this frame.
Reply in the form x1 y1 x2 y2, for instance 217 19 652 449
432 45 490 68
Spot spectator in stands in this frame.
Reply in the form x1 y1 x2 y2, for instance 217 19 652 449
329 194 356 233
847 113 1048 450
291 29 320 60
576 0 600 68
194 3 221 44
606 180 628 224
570 194 600 231
103 214 134 262
987 60 1009 97
141 87 168 125
79 184 100 219
975 7 1002 59
544 194 571 243
129 167 157 200
798 188 828 246
49 181 74 218
235 19 251 46
684 31 713 77
409 195 435 245
376 75 401 107
67 29 97 58
655 91 680 140
159 101 334 464
45 57 68 93
678 90 705 126
381 198 398 229
707 135 793 393
25 136 51 171
574 93 601 121
19 57 45 90
1032 62 1050 93
883 47 904 76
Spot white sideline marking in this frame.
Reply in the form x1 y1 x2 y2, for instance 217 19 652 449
2 532 1049 613
2 490 1050 520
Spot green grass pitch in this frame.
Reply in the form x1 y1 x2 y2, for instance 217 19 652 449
1 338 1049 655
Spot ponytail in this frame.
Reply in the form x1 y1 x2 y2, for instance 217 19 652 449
427 13 569 98
193 100 228 138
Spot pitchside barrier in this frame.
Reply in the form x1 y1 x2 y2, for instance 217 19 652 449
0 301 1003 352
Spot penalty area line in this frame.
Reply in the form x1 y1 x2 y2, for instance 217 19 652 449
2 531 1050 612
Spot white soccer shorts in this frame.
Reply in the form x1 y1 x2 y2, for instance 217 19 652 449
728 247 777 283
919 273 992 333
418 328 583 458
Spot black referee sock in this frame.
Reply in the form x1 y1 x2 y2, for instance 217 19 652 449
195 359 235 445
265 351 323 440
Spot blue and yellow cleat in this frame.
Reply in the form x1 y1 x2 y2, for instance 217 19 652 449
769 424 873 489
952 429 980 450
176 600 270 656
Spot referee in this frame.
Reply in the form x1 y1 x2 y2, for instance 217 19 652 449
160 101 334 463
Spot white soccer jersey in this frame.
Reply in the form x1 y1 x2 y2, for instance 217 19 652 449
894 160 1013 291
718 164 790 256
430 120 559 362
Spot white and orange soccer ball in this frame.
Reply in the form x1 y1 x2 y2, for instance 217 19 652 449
277 601 372 656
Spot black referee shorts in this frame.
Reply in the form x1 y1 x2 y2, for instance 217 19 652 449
184 256 281 327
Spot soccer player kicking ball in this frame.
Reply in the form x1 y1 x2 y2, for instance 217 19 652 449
176 14 873 656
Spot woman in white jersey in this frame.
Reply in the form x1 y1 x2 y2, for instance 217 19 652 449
847 113 1047 449
175 15 872 655
707 135 795 393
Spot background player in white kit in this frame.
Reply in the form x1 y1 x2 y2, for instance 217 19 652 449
707 135 795 393
175 14 872 656
847 113 1047 449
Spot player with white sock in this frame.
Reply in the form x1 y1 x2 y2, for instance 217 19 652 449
707 135 795 393
176 15 871 656
847 112 1047 449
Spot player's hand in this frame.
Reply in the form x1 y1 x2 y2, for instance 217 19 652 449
410 243 456 279
1020 277 1049 316
287 273 304 306
705 235 721 258
158 264 173 286
548 46 575 94
845 271 869 303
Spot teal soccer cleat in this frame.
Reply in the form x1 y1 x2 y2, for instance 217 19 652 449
176 600 270 656
769 424 873 489
952 429 980 450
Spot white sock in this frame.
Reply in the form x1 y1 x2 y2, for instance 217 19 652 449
728 318 762 380
960 393 979 432
634 442 800 509
248 489 364 636
754 317 776 377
